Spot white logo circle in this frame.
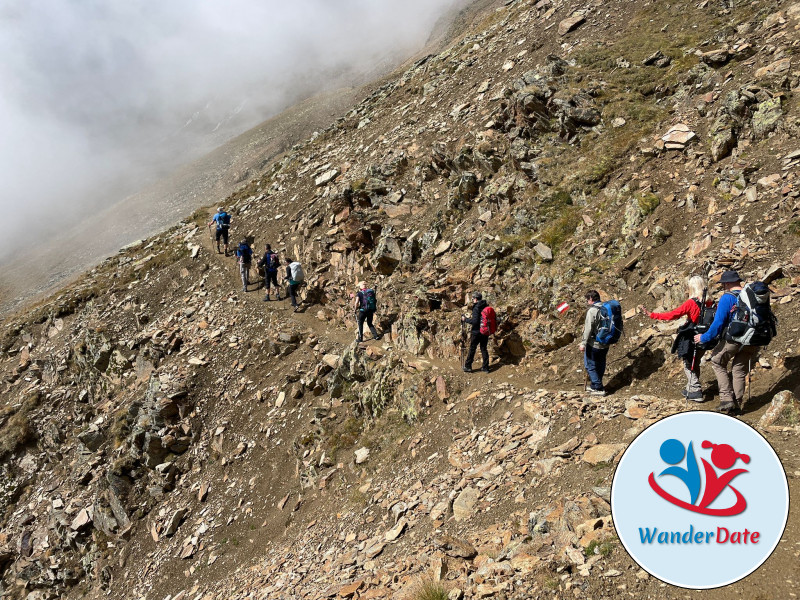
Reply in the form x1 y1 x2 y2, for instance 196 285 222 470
611 411 789 589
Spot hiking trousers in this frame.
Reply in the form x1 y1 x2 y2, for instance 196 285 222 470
584 346 608 391
465 332 489 370
357 309 378 341
683 355 702 394
288 283 300 307
264 269 279 294
710 341 759 409
240 262 251 290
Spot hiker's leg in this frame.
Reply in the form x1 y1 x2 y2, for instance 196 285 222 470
272 273 280 298
683 356 702 394
366 311 378 338
357 311 366 341
595 348 608 389
584 346 603 391
478 333 489 370
215 229 222 252
289 284 298 307
710 341 736 409
731 345 758 406
465 332 479 369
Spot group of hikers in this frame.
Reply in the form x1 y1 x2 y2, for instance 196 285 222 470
578 269 777 415
208 208 381 341
461 269 777 416
210 208 778 414
208 207 304 311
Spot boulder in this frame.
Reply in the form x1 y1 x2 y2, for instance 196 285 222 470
758 391 798 427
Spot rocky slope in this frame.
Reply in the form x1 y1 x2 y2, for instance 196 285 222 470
2 0 800 599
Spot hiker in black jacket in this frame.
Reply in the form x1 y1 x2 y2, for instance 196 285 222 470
461 291 489 373
257 244 280 301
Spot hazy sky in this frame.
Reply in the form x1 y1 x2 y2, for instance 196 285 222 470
0 0 462 260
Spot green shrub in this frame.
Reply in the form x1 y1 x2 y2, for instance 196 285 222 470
637 193 660 216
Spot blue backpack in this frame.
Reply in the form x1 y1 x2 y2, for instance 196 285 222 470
218 212 231 228
595 300 623 345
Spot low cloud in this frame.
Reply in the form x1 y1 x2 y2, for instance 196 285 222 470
0 0 463 260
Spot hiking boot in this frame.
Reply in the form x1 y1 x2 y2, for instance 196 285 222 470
718 402 736 415
681 389 688 398
462 366 472 373
293 306 300 313
263 296 269 302
590 389 607 397
686 391 704 402
480 366 490 373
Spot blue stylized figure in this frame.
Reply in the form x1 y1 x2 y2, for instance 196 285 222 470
658 439 701 505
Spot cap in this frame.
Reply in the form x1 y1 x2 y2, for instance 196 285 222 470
218 207 224 213
472 291 482 301
719 270 741 284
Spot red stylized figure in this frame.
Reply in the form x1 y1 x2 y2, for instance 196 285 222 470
697 441 749 513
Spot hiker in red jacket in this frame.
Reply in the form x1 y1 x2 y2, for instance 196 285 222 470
638 276 706 401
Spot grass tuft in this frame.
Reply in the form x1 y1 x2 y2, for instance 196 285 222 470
406 576 448 600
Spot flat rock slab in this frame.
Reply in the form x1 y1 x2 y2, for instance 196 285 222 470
558 14 585 35
582 443 626 465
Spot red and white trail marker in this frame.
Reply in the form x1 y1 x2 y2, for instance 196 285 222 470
556 302 570 315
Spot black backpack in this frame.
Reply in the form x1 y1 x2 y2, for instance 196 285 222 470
725 282 777 346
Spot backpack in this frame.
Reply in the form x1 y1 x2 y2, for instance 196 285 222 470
219 212 231 228
480 306 497 335
361 288 377 311
594 300 623 345
692 297 719 350
237 243 252 263
266 252 279 272
725 282 777 346
289 262 305 283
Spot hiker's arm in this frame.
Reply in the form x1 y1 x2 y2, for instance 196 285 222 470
581 309 593 347
648 299 696 321
698 295 733 344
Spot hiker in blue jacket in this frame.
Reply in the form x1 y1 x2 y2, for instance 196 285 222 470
207 207 231 256
694 270 758 414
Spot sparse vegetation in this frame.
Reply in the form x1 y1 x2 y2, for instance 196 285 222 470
585 539 615 558
406 576 448 600
637 193 660 216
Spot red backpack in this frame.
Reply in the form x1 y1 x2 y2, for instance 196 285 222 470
480 306 497 335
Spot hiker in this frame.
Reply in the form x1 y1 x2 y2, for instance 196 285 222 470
460 291 494 373
235 239 253 292
694 270 775 414
638 276 707 401
579 290 609 396
353 281 379 343
284 257 304 312
208 207 231 256
257 244 281 301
